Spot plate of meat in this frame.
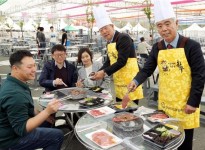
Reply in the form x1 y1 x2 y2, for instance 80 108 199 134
85 128 123 149
143 111 169 123
112 112 144 131
87 106 116 118
68 87 86 100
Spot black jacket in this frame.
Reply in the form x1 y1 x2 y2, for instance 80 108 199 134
134 34 205 107
100 31 136 76
39 60 78 92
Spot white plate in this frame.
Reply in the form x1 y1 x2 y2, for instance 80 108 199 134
85 128 122 149
40 94 55 99
87 106 116 118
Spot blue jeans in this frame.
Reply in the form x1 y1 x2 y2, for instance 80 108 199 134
9 124 63 150
50 42 56 48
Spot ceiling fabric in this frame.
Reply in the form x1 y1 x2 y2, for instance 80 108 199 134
0 0 205 25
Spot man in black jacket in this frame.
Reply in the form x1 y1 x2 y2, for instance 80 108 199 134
39 44 77 92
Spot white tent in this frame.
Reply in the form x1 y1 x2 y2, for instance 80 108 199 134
40 18 52 32
92 26 99 32
23 19 37 31
132 23 147 32
183 23 205 37
120 22 132 32
59 19 67 30
3 17 21 30
114 25 121 32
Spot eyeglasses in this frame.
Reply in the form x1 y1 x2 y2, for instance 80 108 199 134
54 53 66 58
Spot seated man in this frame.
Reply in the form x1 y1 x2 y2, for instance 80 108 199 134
39 44 78 92
0 50 63 150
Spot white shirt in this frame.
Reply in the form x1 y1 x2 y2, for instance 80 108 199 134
50 31 57 43
85 65 95 87
137 41 151 54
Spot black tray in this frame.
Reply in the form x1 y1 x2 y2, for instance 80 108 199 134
79 97 105 108
142 124 181 148
89 86 104 93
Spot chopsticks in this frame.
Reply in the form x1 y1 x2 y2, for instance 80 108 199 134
62 81 68 87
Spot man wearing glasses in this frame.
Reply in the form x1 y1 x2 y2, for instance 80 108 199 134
39 44 78 92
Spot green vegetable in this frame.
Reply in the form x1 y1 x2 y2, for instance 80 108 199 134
156 126 167 132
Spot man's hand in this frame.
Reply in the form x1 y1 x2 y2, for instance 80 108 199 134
128 80 137 92
45 99 61 115
54 78 64 86
91 70 105 80
184 104 197 114
46 115 55 124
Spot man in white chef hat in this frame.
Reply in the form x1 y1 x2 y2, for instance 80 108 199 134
128 0 205 150
91 6 143 105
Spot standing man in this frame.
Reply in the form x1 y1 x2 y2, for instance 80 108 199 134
92 6 143 104
137 37 151 59
61 29 67 47
38 27 46 56
0 50 63 149
49 26 58 48
128 0 205 150
36 26 41 47
39 44 78 92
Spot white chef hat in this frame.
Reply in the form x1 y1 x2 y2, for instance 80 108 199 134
154 0 176 23
93 6 113 30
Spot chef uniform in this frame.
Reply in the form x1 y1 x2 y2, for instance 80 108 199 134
133 0 205 149
93 6 143 102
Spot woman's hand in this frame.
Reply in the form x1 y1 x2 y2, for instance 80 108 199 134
76 79 84 87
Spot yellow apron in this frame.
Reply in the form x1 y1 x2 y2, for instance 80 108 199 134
158 48 200 129
107 43 143 100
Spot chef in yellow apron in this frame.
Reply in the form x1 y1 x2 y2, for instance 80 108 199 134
91 6 143 103
128 0 205 150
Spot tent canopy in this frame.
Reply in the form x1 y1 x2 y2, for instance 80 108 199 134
183 23 204 31
64 25 77 31
132 23 148 32
120 22 132 31
183 23 205 37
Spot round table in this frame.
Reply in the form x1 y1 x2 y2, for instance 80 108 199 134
39 87 114 128
75 112 185 150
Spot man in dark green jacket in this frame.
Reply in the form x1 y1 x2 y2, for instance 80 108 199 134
0 50 63 149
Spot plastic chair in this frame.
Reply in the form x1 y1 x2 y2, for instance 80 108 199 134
147 73 159 107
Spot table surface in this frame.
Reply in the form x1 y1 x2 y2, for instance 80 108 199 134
75 110 185 150
39 87 113 113
30 47 50 51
